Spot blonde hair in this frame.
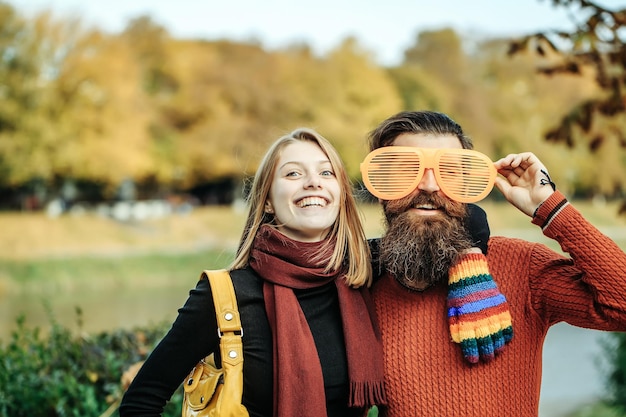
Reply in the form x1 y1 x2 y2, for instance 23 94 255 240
230 128 372 287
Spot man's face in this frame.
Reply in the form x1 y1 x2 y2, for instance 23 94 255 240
386 132 464 214
379 133 473 291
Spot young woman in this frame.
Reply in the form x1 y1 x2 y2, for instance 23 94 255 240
119 128 387 417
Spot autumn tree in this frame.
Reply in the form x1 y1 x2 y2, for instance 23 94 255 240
0 5 159 202
137 35 401 189
509 0 626 201
0 4 80 188
53 29 154 192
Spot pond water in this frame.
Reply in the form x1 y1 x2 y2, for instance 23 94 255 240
0 285 191 339
540 323 609 417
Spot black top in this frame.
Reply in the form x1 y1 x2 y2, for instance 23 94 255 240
118 266 359 417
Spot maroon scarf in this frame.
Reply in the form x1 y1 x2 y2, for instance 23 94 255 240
249 225 386 417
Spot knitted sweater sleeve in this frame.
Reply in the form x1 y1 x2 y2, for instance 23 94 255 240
528 191 626 328
119 277 219 417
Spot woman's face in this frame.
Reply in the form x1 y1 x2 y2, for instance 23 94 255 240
265 141 341 242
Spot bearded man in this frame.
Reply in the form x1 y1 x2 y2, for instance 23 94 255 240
364 111 626 417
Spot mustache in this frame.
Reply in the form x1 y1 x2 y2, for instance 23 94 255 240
383 192 466 219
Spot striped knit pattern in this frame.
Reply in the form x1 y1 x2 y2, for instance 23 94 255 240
447 253 513 363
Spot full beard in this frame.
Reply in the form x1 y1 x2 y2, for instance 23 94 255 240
379 192 473 292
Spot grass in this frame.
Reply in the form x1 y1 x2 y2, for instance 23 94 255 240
0 250 235 296
0 205 246 261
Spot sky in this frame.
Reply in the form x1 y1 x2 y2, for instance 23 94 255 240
10 0 626 65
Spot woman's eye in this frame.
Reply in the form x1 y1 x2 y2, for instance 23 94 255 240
321 170 335 177
285 171 300 177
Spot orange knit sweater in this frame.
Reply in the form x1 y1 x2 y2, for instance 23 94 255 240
372 192 626 417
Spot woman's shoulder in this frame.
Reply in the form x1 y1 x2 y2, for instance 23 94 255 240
229 267 262 284
229 267 264 300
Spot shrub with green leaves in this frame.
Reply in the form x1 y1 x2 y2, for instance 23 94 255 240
0 307 182 417
603 332 626 415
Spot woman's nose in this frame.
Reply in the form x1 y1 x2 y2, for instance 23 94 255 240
304 173 322 189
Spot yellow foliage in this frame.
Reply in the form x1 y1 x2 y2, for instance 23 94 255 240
0 8 623 200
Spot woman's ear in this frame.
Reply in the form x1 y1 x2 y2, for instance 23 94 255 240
264 201 274 214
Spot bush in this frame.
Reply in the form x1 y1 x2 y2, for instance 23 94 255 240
0 306 182 417
603 332 626 415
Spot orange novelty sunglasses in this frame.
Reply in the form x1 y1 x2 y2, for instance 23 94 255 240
360 147 496 202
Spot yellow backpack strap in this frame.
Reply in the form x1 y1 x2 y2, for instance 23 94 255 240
201 269 248 416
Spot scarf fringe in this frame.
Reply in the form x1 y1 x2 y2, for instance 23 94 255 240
349 381 388 407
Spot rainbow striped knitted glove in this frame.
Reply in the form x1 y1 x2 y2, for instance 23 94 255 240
447 253 513 363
